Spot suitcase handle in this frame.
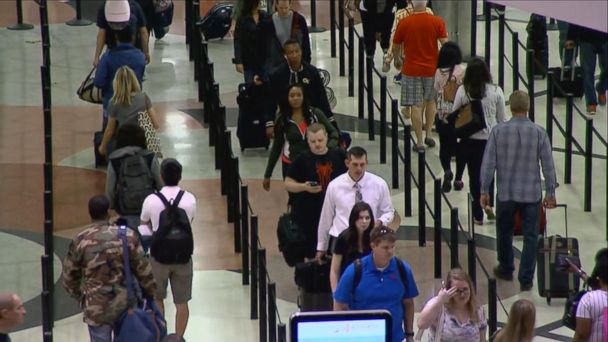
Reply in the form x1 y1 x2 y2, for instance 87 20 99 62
561 47 578 82
545 203 568 238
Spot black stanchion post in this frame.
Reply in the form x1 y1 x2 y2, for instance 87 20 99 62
8 0 34 30
484 2 491 68
470 0 477 57
309 0 326 33
221 129 230 195
434 178 442 279
241 185 250 285
330 0 337 58
185 0 192 44
498 11 505 89
404 125 412 217
259 248 268 342
367 62 375 141
251 215 259 319
358 36 365 119
380 76 387 163
584 119 593 212
41 255 52 341
338 0 345 77
268 283 277 342
232 157 241 252
488 278 498 337
391 99 399 189
512 32 520 91
527 49 536 122
450 207 459 268
66 0 92 26
348 17 355 97
564 95 573 184
467 236 477 291
417 150 426 247
189 0 200 61
278 324 287 342
225 132 234 222
546 71 554 143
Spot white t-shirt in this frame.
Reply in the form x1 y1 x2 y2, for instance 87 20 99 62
576 289 608 342
139 186 197 236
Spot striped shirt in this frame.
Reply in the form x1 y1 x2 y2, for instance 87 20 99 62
576 290 608 342
480 117 556 202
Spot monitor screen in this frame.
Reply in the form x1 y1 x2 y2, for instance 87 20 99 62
290 310 392 342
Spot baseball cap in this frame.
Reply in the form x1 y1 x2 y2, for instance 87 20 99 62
105 0 130 26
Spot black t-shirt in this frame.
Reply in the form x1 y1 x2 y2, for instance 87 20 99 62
0 333 11 342
287 148 347 244
333 229 371 276
97 1 147 49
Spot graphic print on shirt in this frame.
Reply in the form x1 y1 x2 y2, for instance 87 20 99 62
316 160 334 190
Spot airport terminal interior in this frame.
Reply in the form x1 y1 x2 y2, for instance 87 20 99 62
0 0 605 341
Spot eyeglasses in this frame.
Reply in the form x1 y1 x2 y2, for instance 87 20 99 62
354 183 362 203
455 288 470 295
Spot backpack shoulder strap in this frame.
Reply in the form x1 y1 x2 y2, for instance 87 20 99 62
395 257 408 289
155 192 170 208
173 190 185 207
352 258 362 296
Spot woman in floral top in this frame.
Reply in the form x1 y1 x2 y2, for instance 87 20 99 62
418 268 487 341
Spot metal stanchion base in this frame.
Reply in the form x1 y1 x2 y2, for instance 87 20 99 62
66 18 93 26
309 26 327 33
8 23 34 30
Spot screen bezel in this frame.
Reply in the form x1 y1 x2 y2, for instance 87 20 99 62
290 309 392 342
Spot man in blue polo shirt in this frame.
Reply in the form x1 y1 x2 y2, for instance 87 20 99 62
334 226 418 342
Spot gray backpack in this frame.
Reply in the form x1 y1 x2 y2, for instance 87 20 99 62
112 150 156 215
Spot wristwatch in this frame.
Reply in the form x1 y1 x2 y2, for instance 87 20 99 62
405 331 415 337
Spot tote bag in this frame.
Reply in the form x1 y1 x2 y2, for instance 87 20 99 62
77 67 103 104
137 111 163 159
452 95 486 139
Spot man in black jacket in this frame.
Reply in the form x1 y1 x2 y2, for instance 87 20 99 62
266 40 335 138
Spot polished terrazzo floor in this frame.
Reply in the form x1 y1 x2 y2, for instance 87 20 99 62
0 1 605 341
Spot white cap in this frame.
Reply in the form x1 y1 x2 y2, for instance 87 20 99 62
105 0 130 23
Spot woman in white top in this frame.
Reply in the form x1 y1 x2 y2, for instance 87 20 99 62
575 252 608 342
434 41 466 193
451 58 506 225
418 268 487 341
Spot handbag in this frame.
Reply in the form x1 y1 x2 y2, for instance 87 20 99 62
116 226 167 342
137 110 163 158
442 69 458 103
414 304 445 341
77 67 103 104
562 287 588 330
452 94 487 139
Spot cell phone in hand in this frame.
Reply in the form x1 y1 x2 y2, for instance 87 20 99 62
309 181 319 186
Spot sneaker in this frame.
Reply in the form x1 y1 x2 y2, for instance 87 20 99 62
412 145 425 153
382 54 390 73
520 282 533 292
484 206 496 221
493 265 514 281
442 171 453 193
424 137 436 148
587 104 597 115
393 73 402 85
598 92 606 106
453 180 464 191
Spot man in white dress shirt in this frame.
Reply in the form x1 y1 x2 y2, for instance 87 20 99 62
316 146 395 259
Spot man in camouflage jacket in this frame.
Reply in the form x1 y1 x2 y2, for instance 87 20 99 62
62 195 156 341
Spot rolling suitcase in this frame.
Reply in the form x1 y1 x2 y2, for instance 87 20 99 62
236 83 270 151
197 3 233 40
295 259 333 311
550 47 584 98
537 204 580 304
526 14 548 79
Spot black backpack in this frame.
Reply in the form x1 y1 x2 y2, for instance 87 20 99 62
112 150 156 215
150 191 194 264
352 256 408 295
276 212 307 267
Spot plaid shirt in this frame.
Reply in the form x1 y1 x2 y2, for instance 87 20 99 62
480 117 556 203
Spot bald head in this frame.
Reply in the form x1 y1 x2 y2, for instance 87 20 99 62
0 293 16 311
0 293 26 330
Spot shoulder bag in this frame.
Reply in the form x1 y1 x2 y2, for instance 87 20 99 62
115 226 167 342
77 67 103 104
452 93 487 139
414 304 445 341
137 110 163 159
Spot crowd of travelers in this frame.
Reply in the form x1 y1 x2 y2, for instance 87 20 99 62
1 0 605 342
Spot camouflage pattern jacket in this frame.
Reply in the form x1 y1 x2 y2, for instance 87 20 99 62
62 221 156 326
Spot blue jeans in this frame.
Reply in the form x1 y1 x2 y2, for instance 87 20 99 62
579 41 608 106
496 200 541 285
88 324 114 342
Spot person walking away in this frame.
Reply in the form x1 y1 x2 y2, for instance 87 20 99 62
480 90 557 291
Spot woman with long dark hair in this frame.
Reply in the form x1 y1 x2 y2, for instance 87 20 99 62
329 202 375 293
434 42 466 193
233 0 269 82
263 83 338 191
451 58 506 225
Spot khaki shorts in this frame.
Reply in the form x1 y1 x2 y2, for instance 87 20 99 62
150 258 193 304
